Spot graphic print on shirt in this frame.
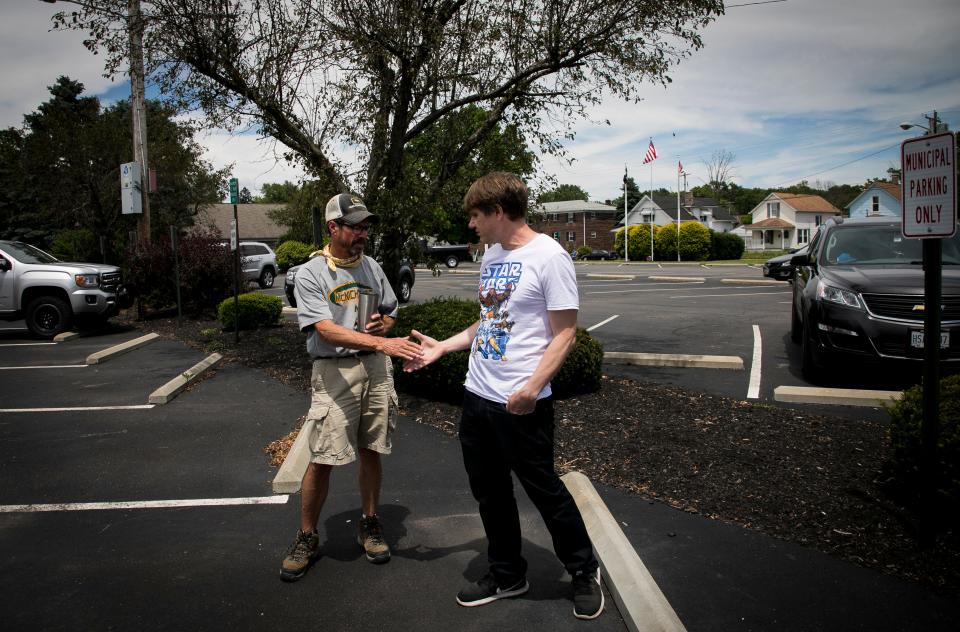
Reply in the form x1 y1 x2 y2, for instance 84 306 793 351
473 261 521 361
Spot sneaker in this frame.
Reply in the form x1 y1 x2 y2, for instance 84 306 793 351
572 568 604 620
456 572 529 607
280 530 320 582
357 515 391 564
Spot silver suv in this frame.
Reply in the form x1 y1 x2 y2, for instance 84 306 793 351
240 241 278 288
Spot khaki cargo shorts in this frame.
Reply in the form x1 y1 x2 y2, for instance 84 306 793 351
306 353 398 465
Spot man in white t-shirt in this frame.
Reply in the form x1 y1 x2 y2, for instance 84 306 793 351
404 172 603 620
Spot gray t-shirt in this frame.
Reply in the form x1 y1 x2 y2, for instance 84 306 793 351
294 255 399 358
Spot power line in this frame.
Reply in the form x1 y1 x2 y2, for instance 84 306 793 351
726 0 788 7
770 142 900 189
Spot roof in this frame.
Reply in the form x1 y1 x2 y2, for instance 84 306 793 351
535 200 618 213
749 217 795 229
193 203 288 241
771 192 840 214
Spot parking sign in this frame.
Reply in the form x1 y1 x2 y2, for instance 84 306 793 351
901 131 956 238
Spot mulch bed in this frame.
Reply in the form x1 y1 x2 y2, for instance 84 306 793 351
119 310 960 595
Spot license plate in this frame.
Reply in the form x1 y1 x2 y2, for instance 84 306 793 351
910 330 949 349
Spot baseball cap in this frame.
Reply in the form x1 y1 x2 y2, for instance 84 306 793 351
325 193 378 226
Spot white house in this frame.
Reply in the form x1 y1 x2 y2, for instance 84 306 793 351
846 182 901 219
744 192 841 250
616 194 736 232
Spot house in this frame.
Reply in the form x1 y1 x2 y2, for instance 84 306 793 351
529 200 620 252
846 182 901 219
192 203 288 247
744 192 841 250
617 194 738 233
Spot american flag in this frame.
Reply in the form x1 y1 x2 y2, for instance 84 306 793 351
678 160 683 174
642 140 657 164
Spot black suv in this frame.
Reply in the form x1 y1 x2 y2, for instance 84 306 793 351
790 216 960 379
284 259 416 308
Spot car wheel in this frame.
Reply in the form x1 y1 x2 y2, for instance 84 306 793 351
259 268 275 288
445 255 459 268
26 295 73 339
398 276 412 303
800 317 822 381
790 299 802 343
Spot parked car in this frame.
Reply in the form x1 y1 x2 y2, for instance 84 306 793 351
581 249 618 261
419 240 472 268
790 216 960 379
762 245 808 281
285 258 416 308
239 241 278 288
0 240 132 338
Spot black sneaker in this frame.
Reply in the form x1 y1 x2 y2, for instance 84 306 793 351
280 530 320 582
456 572 529 607
357 515 391 564
572 568 604 619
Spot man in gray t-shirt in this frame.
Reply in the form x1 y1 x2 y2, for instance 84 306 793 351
280 193 423 583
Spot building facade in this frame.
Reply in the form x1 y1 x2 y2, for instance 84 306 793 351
529 200 620 252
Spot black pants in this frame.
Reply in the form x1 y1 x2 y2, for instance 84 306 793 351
459 390 598 587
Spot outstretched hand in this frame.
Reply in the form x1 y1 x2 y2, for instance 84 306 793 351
377 336 424 361
403 329 445 372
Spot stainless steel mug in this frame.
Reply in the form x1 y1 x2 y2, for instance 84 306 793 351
356 288 379 332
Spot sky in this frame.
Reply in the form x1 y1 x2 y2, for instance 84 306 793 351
3 0 959 204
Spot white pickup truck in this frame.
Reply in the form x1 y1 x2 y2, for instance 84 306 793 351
0 240 131 338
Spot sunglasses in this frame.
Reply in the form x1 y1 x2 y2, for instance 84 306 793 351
337 222 373 233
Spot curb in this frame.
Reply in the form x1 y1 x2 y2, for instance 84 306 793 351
605 351 743 370
647 276 705 283
586 273 635 280
282 306 297 315
54 332 80 342
773 385 901 407
86 333 159 365
720 278 789 286
563 472 687 632
272 419 314 494
148 353 223 405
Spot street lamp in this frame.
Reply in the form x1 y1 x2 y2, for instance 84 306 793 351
899 111 947 135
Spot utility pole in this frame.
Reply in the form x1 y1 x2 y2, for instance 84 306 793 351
129 0 150 243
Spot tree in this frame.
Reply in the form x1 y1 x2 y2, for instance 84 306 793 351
608 176 644 216
54 0 724 282
539 184 589 203
701 149 736 203
0 76 224 260
238 187 254 204
257 181 301 204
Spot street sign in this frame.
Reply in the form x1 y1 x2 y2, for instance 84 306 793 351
901 131 956 238
230 219 237 251
229 177 239 205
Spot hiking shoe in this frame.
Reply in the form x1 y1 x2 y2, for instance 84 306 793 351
456 572 529 607
357 515 391 564
280 530 319 582
572 568 604 620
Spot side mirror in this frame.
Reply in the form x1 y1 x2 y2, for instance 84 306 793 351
0 258 9 272
790 253 811 266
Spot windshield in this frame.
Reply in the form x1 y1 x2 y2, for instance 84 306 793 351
822 226 960 266
0 241 60 264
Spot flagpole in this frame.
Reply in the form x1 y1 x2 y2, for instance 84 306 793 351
649 162 654 262
677 161 681 262
624 165 629 263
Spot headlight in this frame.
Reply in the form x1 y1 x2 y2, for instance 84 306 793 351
817 280 861 309
75 273 100 288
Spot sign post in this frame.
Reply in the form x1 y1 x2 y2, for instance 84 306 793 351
229 177 240 343
900 128 956 540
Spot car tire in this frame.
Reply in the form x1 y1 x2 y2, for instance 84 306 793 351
259 268 276 289
800 317 822 382
26 295 73 339
397 276 412 303
790 299 802 343
445 255 459 269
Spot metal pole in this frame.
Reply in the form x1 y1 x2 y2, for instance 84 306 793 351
233 204 240 343
676 168 681 262
650 164 655 262
624 170 629 262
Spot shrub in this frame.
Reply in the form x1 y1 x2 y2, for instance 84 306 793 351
576 245 592 259
49 228 99 262
391 297 604 403
655 221 711 261
710 230 745 260
275 240 318 271
885 375 960 514
613 225 654 260
217 292 283 330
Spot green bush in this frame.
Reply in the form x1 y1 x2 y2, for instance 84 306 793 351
576 245 592 259
613 225 653 260
885 374 960 511
49 228 99 262
275 240 318 271
391 297 604 403
710 230 746 260
655 221 711 261
217 292 283 330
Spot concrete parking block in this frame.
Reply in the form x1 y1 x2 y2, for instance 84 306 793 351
774 385 902 407
53 332 80 342
587 273 636 280
148 353 223 405
85 332 159 364
563 471 686 632
272 419 314 494
605 351 743 370
720 278 789 286
647 276 705 283
282 306 297 315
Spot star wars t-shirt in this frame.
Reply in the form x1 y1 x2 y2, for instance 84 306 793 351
464 233 579 404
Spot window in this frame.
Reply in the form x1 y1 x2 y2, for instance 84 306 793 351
566 231 576 242
549 213 558 222
552 231 560 240
814 215 823 226
798 228 811 243
767 202 780 218
567 212 574 223
871 196 880 215
590 231 597 238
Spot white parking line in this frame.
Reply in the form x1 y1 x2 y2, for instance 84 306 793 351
0 404 155 413
748 325 762 399
669 291 790 299
587 315 620 331
0 343 56 347
0 364 87 370
587 284 707 295
0 495 291 513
